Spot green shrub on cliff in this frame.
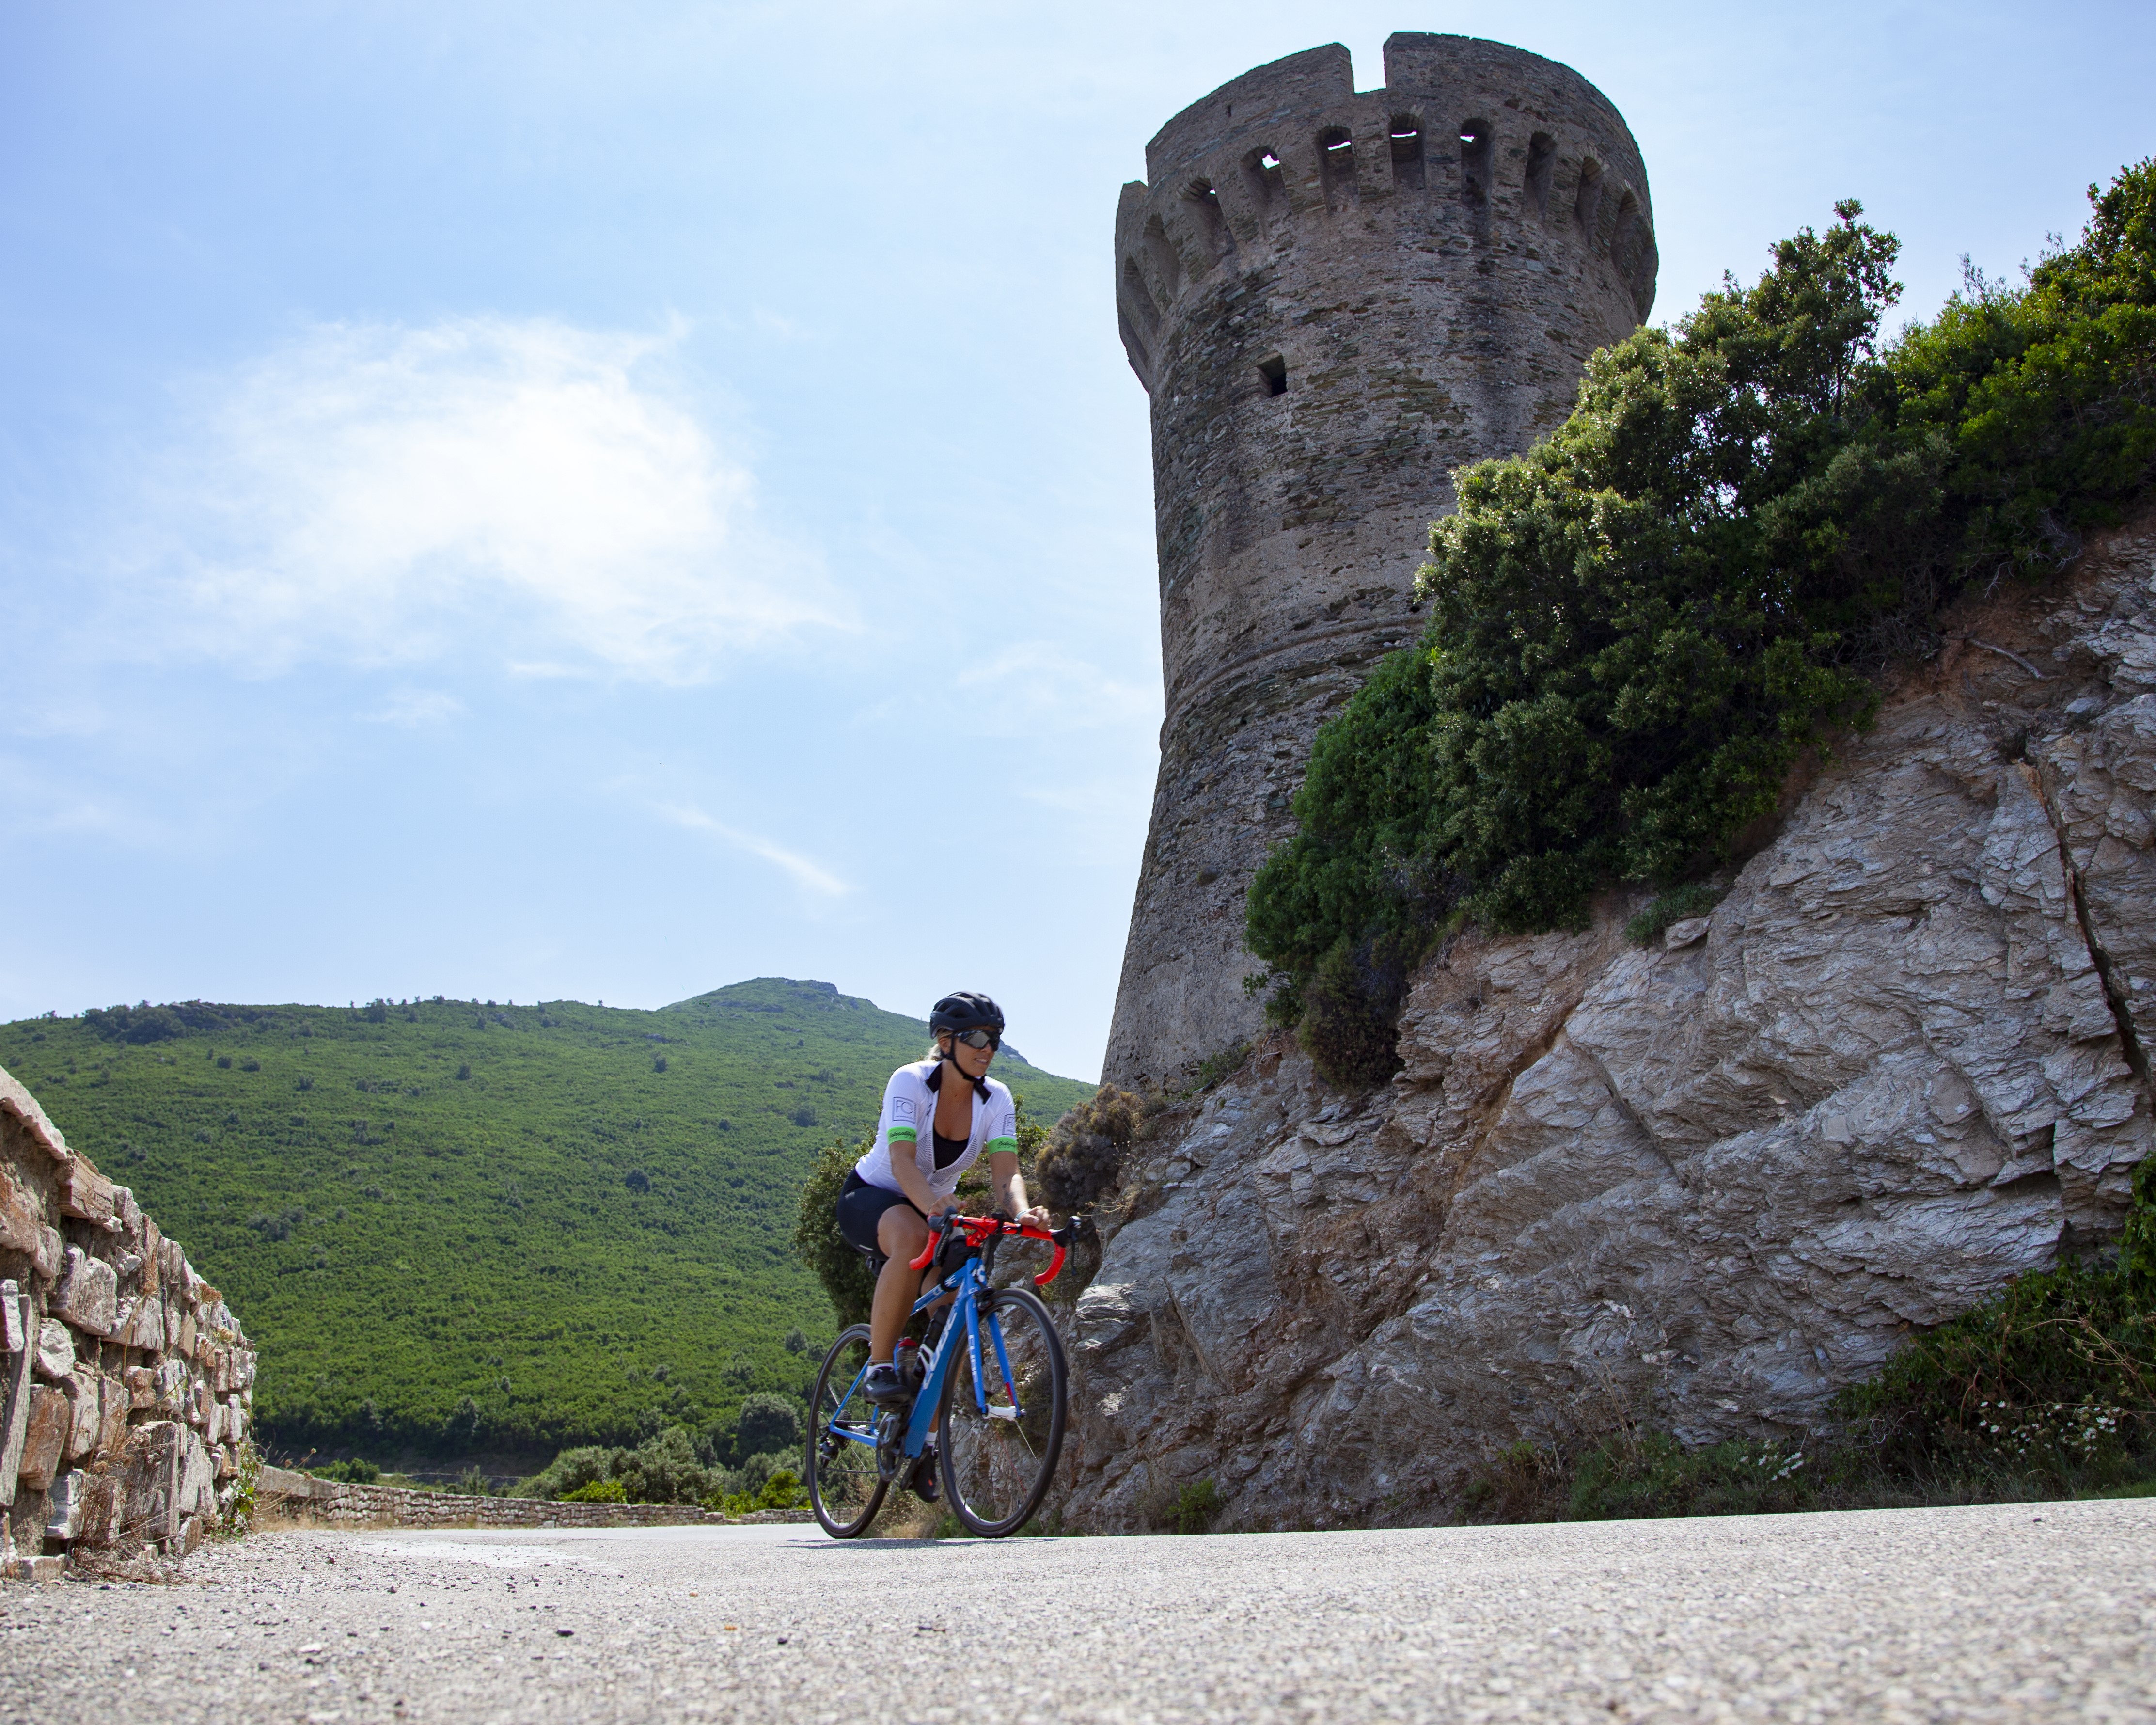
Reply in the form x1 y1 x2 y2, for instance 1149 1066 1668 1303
1248 161 2156 1083
1035 1086 1143 1215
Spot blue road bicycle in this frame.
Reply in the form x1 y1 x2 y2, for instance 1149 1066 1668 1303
806 1212 1078 1538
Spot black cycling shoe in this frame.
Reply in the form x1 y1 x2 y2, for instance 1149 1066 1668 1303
908 1444 940 1503
863 1363 910 1405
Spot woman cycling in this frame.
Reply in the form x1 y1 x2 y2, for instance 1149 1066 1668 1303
836 991 1047 1405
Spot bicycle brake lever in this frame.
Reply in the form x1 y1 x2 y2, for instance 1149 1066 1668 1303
907 1212 954 1273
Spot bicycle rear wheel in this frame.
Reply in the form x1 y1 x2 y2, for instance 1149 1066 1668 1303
937 1287 1067 1537
807 1324 888 1537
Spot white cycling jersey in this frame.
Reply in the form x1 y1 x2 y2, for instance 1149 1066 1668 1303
853 1058 1018 1203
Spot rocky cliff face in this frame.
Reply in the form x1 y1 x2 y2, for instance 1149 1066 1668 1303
1058 517 2156 1532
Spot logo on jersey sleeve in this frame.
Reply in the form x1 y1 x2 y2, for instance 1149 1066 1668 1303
890 1097 916 1126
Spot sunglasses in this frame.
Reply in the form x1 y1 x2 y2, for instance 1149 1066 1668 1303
951 1029 1000 1051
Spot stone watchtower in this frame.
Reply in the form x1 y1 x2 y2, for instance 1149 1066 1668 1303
1102 33 1656 1089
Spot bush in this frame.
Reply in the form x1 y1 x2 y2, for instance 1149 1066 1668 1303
83 1003 186 1044
1170 1478 1222 1534
522 1426 719 1505
1624 883 1726 946
306 1456 380 1484
524 1445 613 1501
705 1462 805 1517
794 1128 878 1327
1248 164 2156 1083
612 1425 716 1505
733 1392 803 1460
1035 1087 1143 1214
1568 1432 1813 1520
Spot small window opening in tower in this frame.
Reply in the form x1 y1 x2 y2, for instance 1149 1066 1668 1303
1242 146 1287 211
1388 114 1426 190
1574 157 1605 243
1185 178 1233 261
1257 354 1287 397
1318 127 1355 210
1525 132 1555 220
1459 119 1493 205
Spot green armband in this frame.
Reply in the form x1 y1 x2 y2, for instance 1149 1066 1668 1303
985 1135 1018 1155
886 1125 918 1142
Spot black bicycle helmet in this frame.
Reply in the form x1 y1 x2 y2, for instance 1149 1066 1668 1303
928 992 1004 1100
928 991 1005 1037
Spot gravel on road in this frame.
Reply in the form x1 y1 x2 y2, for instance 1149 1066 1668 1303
1 1497 2151 1724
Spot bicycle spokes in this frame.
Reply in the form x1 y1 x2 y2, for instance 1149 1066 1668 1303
937 1289 1068 1538
807 1327 888 1538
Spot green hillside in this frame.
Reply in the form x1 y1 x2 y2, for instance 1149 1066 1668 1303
0 979 1095 1463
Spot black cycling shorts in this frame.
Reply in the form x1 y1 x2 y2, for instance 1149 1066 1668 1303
836 1169 923 1256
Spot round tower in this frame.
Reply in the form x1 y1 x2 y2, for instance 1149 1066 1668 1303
1103 32 1656 1089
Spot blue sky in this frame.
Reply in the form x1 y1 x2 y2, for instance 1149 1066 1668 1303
2 1 2149 1081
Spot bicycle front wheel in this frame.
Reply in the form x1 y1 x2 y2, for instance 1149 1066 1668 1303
807 1324 888 1538
937 1286 1067 1537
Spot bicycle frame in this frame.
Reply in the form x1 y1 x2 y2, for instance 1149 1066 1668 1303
825 1216 1069 1471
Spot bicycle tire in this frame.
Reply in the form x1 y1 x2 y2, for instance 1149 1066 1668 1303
807 1324 889 1538
936 1286 1067 1537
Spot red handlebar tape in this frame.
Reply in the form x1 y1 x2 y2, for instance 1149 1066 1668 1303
906 1216 1067 1285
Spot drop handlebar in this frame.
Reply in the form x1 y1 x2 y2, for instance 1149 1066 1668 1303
907 1211 1084 1286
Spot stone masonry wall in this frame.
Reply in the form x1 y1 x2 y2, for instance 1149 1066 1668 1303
0 1063 254 1578
1105 32 1656 1088
254 1466 809 1529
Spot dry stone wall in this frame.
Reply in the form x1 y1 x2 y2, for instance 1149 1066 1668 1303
1058 517 2156 1532
1106 32 1654 1087
0 1064 252 1578
255 1466 808 1529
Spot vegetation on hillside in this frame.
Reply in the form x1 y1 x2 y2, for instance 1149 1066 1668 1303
0 979 1093 1461
1248 160 2156 1085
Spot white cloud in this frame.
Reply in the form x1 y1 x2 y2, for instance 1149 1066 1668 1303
657 803 851 897
126 317 840 682
364 688 465 727
950 642 1157 729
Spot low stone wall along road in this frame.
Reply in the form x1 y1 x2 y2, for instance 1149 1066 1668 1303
3 1500 2152 1723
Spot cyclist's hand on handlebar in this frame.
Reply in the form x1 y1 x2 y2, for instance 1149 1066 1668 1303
1014 1205 1051 1232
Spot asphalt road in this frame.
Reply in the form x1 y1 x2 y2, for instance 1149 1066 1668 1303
2 1498 2152 1723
